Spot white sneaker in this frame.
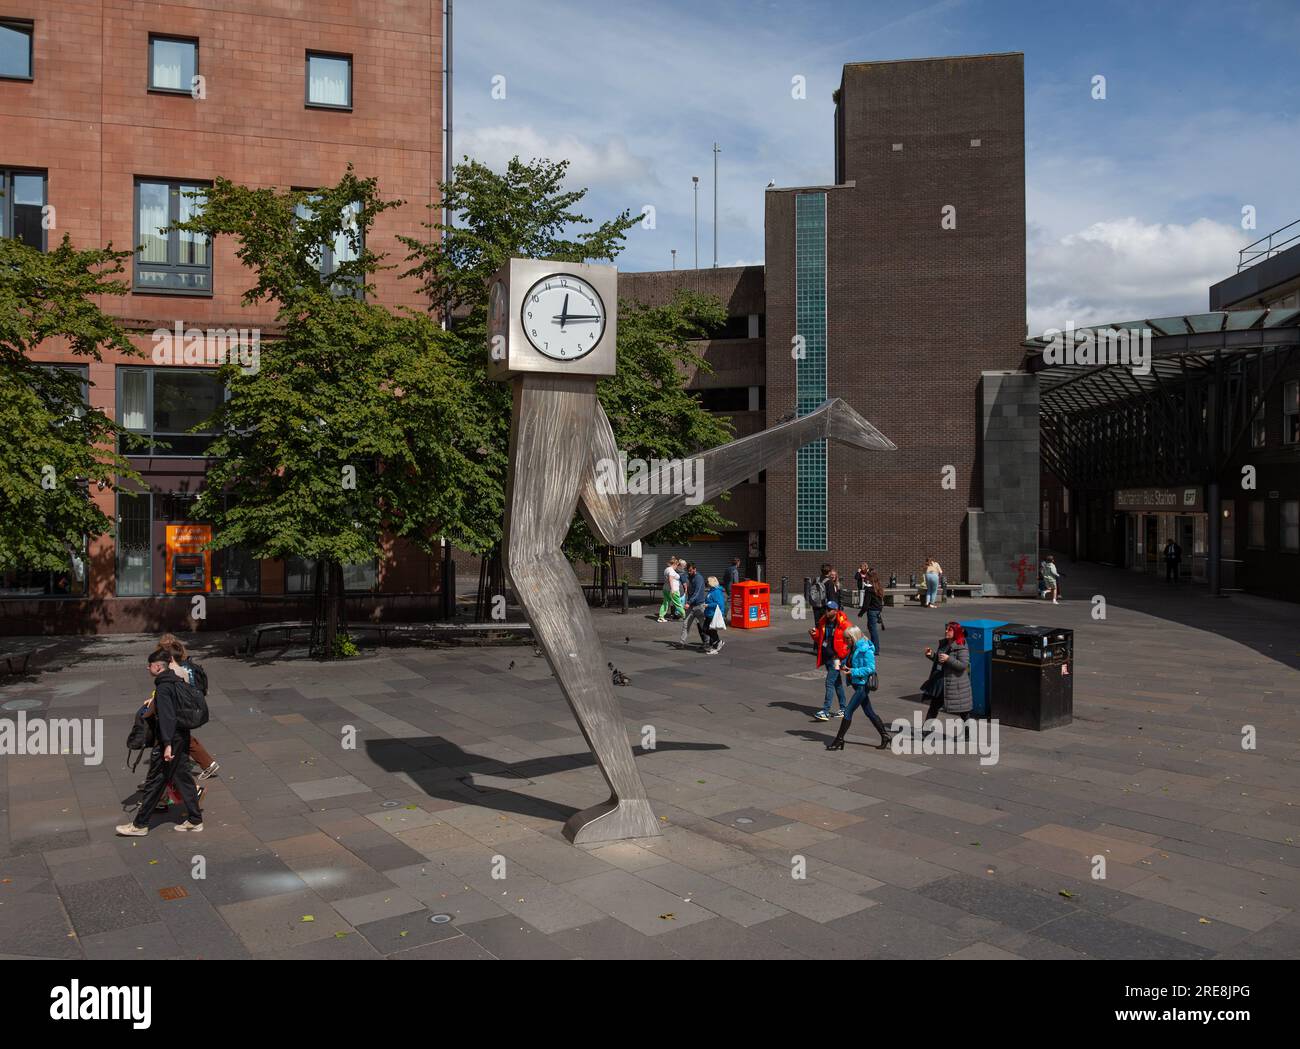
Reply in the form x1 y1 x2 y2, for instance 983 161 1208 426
713 640 726 653
115 823 147 837
657 617 667 623
174 820 204 833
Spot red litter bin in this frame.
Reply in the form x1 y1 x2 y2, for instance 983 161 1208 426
730 581 770 629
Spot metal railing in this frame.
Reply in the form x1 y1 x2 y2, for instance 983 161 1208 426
1238 218 1300 272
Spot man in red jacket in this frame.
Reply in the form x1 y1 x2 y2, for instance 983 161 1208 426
812 602 851 721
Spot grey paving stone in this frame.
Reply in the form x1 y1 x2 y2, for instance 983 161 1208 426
60 873 158 938
456 915 577 960
386 934 496 960
355 908 464 955
81 921 183 959
657 917 809 960
563 869 717 936
550 917 683 960
1029 909 1216 960
916 873 1078 932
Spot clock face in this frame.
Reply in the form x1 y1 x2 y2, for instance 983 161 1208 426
520 273 607 362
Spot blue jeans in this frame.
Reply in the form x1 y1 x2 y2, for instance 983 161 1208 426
866 608 881 654
843 682 879 725
822 662 847 715
924 572 939 606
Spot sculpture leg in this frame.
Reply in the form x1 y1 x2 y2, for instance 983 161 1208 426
503 375 661 844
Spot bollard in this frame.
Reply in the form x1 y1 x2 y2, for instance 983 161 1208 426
621 581 629 615
781 576 788 606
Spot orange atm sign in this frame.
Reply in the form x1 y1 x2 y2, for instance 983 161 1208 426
165 525 211 594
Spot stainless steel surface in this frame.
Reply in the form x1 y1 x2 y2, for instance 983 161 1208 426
579 397 896 545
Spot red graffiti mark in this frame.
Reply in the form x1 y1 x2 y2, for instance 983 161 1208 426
1009 555 1031 592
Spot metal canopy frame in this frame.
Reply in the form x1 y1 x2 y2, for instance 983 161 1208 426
1025 309 1300 490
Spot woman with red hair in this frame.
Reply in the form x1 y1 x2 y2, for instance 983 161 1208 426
921 621 972 731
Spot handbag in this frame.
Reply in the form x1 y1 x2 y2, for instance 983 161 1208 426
867 672 880 692
919 663 945 700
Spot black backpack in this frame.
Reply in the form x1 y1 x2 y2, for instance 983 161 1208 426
183 659 209 695
172 680 210 731
126 707 156 772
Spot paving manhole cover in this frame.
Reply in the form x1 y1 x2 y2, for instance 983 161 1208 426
734 817 754 825
429 913 453 924
1 699 42 712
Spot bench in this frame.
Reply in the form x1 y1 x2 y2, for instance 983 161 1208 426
239 619 533 655
879 584 983 607
0 638 50 676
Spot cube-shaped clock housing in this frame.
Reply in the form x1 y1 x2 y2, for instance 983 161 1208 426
486 258 618 380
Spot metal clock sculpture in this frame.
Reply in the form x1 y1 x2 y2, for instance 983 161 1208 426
488 258 895 844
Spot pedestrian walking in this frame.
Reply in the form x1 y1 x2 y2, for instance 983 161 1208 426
811 602 851 721
658 557 684 622
826 627 893 750
857 568 885 654
808 562 831 624
702 576 728 654
824 568 842 611
1041 555 1061 604
159 634 219 780
722 556 742 615
920 621 972 735
679 562 710 648
116 646 205 836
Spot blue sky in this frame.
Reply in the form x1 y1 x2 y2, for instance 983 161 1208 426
454 0 1300 333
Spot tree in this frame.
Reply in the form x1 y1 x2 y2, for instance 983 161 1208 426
400 156 734 604
0 234 142 579
174 169 492 657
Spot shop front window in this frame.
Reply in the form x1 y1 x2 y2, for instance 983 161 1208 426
284 555 377 593
116 492 153 595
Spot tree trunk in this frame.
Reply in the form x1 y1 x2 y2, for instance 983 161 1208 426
324 559 340 661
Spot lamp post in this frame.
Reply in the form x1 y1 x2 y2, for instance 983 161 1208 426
670 248 677 271
692 176 699 269
712 142 720 268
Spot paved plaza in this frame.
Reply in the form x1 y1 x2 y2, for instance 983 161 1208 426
1 564 1297 960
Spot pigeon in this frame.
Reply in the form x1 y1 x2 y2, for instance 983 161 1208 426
533 647 543 658
507 660 515 670
608 662 631 687
624 637 630 644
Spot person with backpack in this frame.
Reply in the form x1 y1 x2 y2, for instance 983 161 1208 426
826 627 893 750
160 634 219 780
811 602 851 721
808 563 831 629
117 646 206 836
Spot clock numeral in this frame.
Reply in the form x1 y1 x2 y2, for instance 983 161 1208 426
531 329 537 336
527 311 532 318
532 295 539 303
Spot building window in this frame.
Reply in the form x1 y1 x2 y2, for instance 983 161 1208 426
0 169 47 249
1284 380 1299 445
306 51 351 109
0 19 33 80
218 546 260 594
285 556 377 593
148 35 198 94
1283 501 1299 554
134 179 211 294
794 192 828 551
118 367 223 456
1248 500 1266 550
294 195 363 297
116 491 153 596
1250 394 1265 448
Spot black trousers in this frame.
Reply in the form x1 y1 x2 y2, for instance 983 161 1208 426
925 697 970 722
134 733 202 827
1166 561 1179 582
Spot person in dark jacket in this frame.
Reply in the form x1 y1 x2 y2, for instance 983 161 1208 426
922 621 972 735
116 648 204 836
679 562 710 648
721 557 742 615
1163 539 1182 584
160 633 219 779
857 568 885 654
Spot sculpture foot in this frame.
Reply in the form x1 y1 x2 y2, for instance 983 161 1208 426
563 796 662 844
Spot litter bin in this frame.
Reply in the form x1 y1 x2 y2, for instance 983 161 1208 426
990 624 1073 730
960 619 1009 718
730 581 771 629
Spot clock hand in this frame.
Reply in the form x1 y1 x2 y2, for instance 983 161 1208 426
551 314 601 322
560 293 569 330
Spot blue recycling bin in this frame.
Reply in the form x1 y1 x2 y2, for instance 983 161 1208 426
961 619 1009 717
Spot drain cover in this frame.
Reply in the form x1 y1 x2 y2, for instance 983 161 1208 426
734 816 754 825
429 913 452 924
1 699 42 712
381 801 401 808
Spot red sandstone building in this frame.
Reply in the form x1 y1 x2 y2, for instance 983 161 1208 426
0 1 446 631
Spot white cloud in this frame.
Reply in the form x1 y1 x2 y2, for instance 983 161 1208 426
1027 216 1249 334
456 124 660 195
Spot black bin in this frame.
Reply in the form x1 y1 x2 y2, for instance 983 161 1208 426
990 624 1073 730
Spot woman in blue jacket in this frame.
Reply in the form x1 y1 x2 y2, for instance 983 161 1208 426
702 576 727 654
826 627 893 750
